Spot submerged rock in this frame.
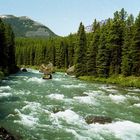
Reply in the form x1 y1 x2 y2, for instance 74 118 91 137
53 107 65 113
80 93 89 96
0 127 15 140
85 115 112 124
21 68 27 72
42 74 52 80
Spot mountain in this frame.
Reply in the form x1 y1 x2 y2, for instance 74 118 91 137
85 19 108 33
0 15 56 37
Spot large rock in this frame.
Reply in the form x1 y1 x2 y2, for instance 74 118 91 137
85 115 112 124
40 63 54 74
66 65 75 75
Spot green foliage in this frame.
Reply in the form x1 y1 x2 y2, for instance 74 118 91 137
75 22 87 77
15 36 77 69
79 75 140 88
121 15 134 76
0 18 17 75
15 9 140 86
96 23 110 77
131 13 140 76
87 20 100 76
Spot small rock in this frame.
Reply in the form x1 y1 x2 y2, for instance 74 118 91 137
53 107 65 113
85 115 112 124
42 74 52 80
21 68 27 72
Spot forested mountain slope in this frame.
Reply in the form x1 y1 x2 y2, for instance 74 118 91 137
0 15 56 38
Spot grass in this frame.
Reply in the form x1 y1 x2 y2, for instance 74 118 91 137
79 75 140 88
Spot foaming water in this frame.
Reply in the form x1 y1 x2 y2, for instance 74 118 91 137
0 70 140 140
50 109 84 125
27 68 40 74
14 109 39 127
0 85 11 90
61 83 86 88
0 92 12 97
109 94 126 103
47 93 64 100
133 103 140 107
73 96 97 105
27 77 45 84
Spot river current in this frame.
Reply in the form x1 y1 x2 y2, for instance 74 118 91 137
0 69 140 140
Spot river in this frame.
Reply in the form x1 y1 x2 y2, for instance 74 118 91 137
0 69 140 140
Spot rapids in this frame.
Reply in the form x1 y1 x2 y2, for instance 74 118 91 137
0 69 140 140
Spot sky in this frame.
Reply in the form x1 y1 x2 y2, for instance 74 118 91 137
0 0 140 36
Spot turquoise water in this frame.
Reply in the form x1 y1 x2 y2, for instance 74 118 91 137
0 69 140 140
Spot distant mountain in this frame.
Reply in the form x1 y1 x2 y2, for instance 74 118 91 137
85 19 108 33
0 15 56 38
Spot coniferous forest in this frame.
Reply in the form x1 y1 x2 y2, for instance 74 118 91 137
15 9 140 79
0 18 18 78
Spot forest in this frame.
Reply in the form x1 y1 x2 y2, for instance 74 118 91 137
0 18 18 79
4 9 138 79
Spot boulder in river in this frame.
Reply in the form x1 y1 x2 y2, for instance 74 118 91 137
85 115 112 124
0 127 15 140
40 63 54 74
66 65 75 75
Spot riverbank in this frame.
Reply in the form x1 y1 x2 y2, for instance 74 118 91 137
0 71 4 81
19 65 66 72
79 75 140 88
18 65 140 88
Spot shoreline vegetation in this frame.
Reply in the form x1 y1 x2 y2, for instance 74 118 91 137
15 9 140 90
79 75 140 88
20 65 140 88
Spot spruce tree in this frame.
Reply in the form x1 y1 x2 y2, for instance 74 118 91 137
75 22 87 77
96 20 110 77
121 14 134 76
131 13 140 76
108 9 126 75
87 20 100 76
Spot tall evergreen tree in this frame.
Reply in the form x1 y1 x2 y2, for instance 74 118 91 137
96 20 111 77
87 20 100 76
108 9 127 75
131 13 140 76
75 22 87 77
121 14 134 76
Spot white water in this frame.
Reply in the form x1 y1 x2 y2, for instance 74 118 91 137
0 69 140 140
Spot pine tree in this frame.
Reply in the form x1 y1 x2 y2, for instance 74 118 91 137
87 20 100 76
121 14 134 76
108 9 126 75
96 20 111 77
67 34 75 67
131 13 140 76
75 22 87 77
